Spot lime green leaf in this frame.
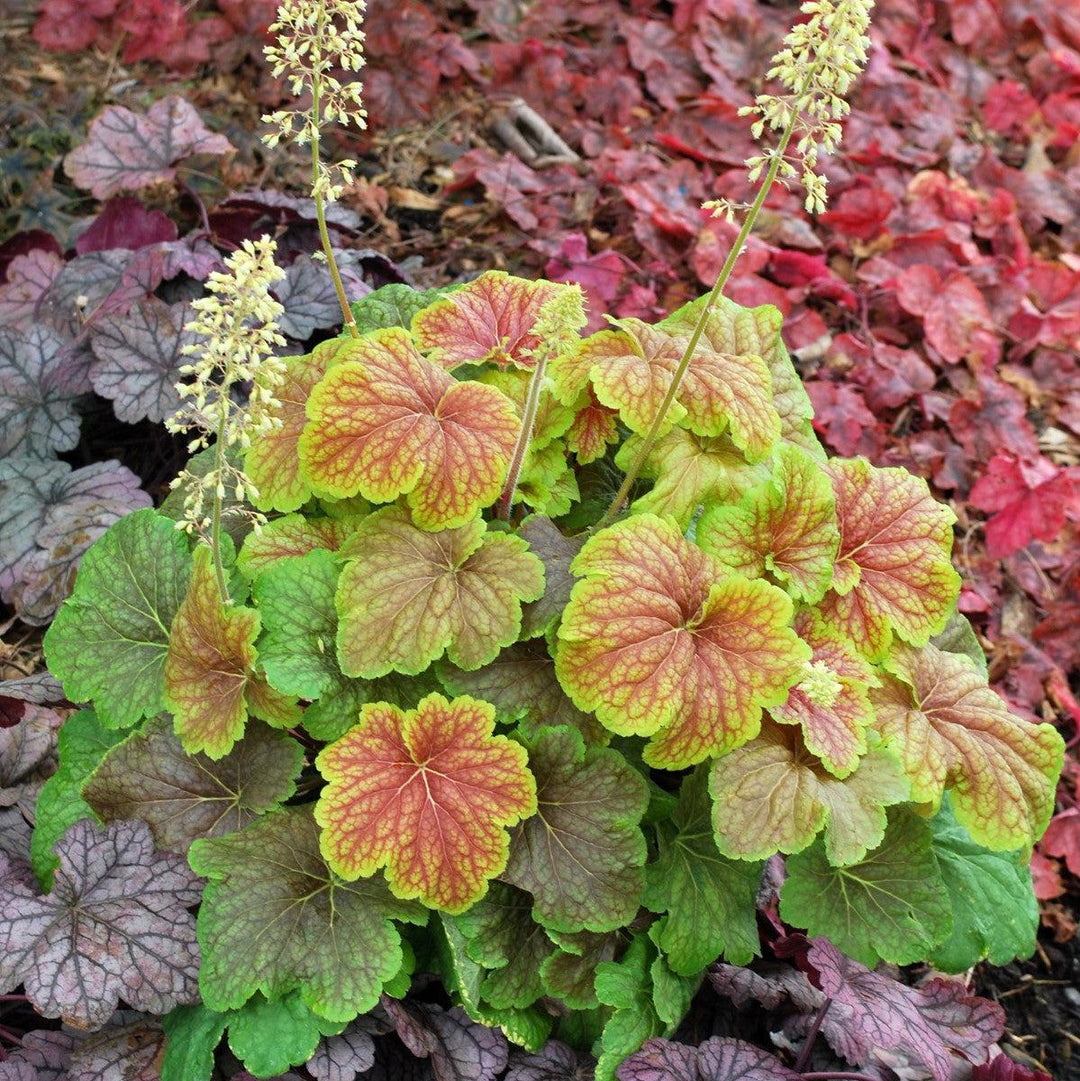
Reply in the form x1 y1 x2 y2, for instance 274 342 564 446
335 506 544 678
189 805 426 1020
540 929 621 1009
43 508 192 728
30 709 125 887
501 725 648 933
643 768 761 975
780 807 953 967
594 935 666 1081
871 643 1064 850
162 1004 228 1081
709 722 909 865
350 282 450 334
698 443 839 604
555 515 809 768
928 799 1037 972
227 992 344 1077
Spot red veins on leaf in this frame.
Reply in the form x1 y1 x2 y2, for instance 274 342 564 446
315 693 536 913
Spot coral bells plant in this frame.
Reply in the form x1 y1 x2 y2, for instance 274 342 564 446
1 0 1065 1078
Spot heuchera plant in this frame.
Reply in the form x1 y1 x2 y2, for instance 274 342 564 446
1 0 1065 1078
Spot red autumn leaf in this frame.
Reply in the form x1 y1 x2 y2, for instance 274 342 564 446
316 693 536 912
968 453 1080 558
1039 808 1080 878
299 327 520 530
818 184 895 239
895 265 998 367
805 382 881 459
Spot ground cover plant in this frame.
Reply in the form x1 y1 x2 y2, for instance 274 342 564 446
1 0 1079 1078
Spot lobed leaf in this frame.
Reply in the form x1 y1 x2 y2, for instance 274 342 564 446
501 725 649 933
188 805 425 1020
816 458 960 658
870 643 1064 850
617 1037 801 1081
316 693 537 913
299 327 520 529
236 513 362 580
335 507 544 678
227 992 345 1077
43 508 191 729
555 515 808 768
349 282 450 335
383 997 510 1081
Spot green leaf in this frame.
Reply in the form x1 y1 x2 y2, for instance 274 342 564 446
648 924 700 1026
30 708 125 887
780 806 953 967
540 929 622 1009
502 726 648 933
226 992 344 1078
349 283 452 335
927 799 1037 972
643 768 761 975
189 805 426 1021
161 1004 228 1081
451 882 555 1009
43 508 192 728
303 669 441 743
594 934 666 1081
252 548 342 699
930 609 988 676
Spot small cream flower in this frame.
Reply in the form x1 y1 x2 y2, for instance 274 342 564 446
165 236 287 537
741 0 874 213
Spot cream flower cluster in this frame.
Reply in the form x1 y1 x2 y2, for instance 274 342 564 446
165 236 287 535
262 0 367 202
743 0 874 212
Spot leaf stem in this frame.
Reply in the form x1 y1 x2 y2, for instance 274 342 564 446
311 73 360 340
795 996 832 1072
597 123 795 529
497 355 549 520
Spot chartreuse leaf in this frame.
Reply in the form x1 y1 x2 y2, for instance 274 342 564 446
643 767 761 975
188 804 426 1021
698 443 839 604
253 548 342 700
540 928 622 1009
162 1003 228 1081
616 429 770 527
246 342 341 514
709 722 908 866
816 459 960 658
30 709 125 887
551 318 779 461
768 611 879 777
927 798 1037 972
316 693 536 913
434 912 553 1050
451 881 555 1009
871 643 1064 850
780 806 953 967
335 506 544 678
348 282 450 334
662 293 822 460
163 545 261 760
43 508 192 729
237 513 363 580
81 716 303 855
555 515 808 769
227 992 344 1077
501 725 648 933
298 327 520 529
413 270 583 370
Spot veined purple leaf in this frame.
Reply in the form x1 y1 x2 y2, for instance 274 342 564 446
88 297 197 423
272 254 368 340
0 706 60 808
122 234 223 287
505 1041 594 1081
0 325 83 458
41 249 139 337
707 962 824 1012
617 1037 801 1081
383 999 509 1081
806 937 1003 1081
0 818 201 1029
0 457 151 603
0 1029 75 1081
64 96 236 200
67 1013 165 1081
0 671 68 709
0 249 63 329
307 1018 386 1081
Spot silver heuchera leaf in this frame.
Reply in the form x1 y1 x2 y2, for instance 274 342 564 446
307 1018 383 1081
88 298 197 423
0 326 83 458
0 249 64 330
272 254 369 340
0 818 202 1028
383 999 508 1081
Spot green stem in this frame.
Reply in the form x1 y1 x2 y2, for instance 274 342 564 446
497 354 548 520
311 74 360 340
596 117 798 530
210 400 230 604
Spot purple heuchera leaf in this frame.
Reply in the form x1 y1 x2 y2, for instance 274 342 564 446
0 326 83 457
0 706 60 806
383 999 509 1081
807 938 1003 1081
88 297 196 423
0 818 202 1028
708 962 826 1012
64 96 235 200
617 1037 801 1081
76 196 178 255
0 457 151 603
504 1041 594 1081
0 1029 76 1081
272 253 369 340
42 249 140 336
307 1018 383 1081
0 249 63 329
67 1013 165 1081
